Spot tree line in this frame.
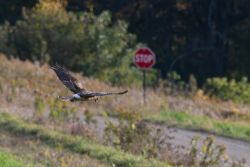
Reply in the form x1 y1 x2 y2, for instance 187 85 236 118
0 0 250 86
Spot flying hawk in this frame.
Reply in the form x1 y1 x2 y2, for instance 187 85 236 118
51 65 128 102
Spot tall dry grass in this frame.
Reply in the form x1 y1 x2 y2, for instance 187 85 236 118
0 54 166 119
1 53 250 122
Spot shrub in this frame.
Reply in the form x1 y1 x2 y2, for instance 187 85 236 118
204 77 250 103
160 71 189 95
104 111 176 163
185 136 227 167
103 111 170 158
0 22 14 56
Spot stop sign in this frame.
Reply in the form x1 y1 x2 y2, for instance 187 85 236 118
134 47 155 69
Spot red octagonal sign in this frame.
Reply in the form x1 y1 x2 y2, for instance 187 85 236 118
134 47 156 69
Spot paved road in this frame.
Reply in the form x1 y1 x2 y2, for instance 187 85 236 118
81 115 250 166
165 127 250 165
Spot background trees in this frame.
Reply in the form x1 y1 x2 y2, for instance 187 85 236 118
67 0 250 84
0 0 250 86
0 0 143 85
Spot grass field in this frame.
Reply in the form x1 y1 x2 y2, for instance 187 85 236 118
0 112 170 167
0 130 107 167
0 151 30 167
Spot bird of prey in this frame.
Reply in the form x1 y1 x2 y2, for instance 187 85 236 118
51 65 128 102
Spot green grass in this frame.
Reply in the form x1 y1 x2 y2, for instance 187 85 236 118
0 130 108 167
0 112 170 167
147 110 250 142
0 150 31 167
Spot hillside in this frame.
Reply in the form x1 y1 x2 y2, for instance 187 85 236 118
0 54 166 118
0 53 171 166
1 53 250 166
1 53 250 120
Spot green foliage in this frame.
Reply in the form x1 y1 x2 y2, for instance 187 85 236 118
187 136 227 167
0 0 142 86
188 74 198 93
104 111 173 161
200 136 226 166
0 151 30 167
104 112 147 153
160 71 189 95
168 71 188 89
204 77 250 103
34 96 45 118
145 69 158 87
49 98 76 121
84 109 97 125
0 22 13 55
0 79 3 93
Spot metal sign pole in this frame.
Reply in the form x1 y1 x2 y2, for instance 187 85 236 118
134 47 155 105
143 70 146 105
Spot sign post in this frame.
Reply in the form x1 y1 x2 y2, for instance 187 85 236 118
143 70 146 104
133 47 156 104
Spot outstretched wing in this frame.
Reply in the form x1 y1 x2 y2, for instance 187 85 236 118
83 90 128 97
51 65 86 93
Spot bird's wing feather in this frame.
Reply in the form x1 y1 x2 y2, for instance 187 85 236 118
51 65 86 93
83 90 128 97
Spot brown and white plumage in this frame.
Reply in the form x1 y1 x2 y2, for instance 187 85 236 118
51 65 128 102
